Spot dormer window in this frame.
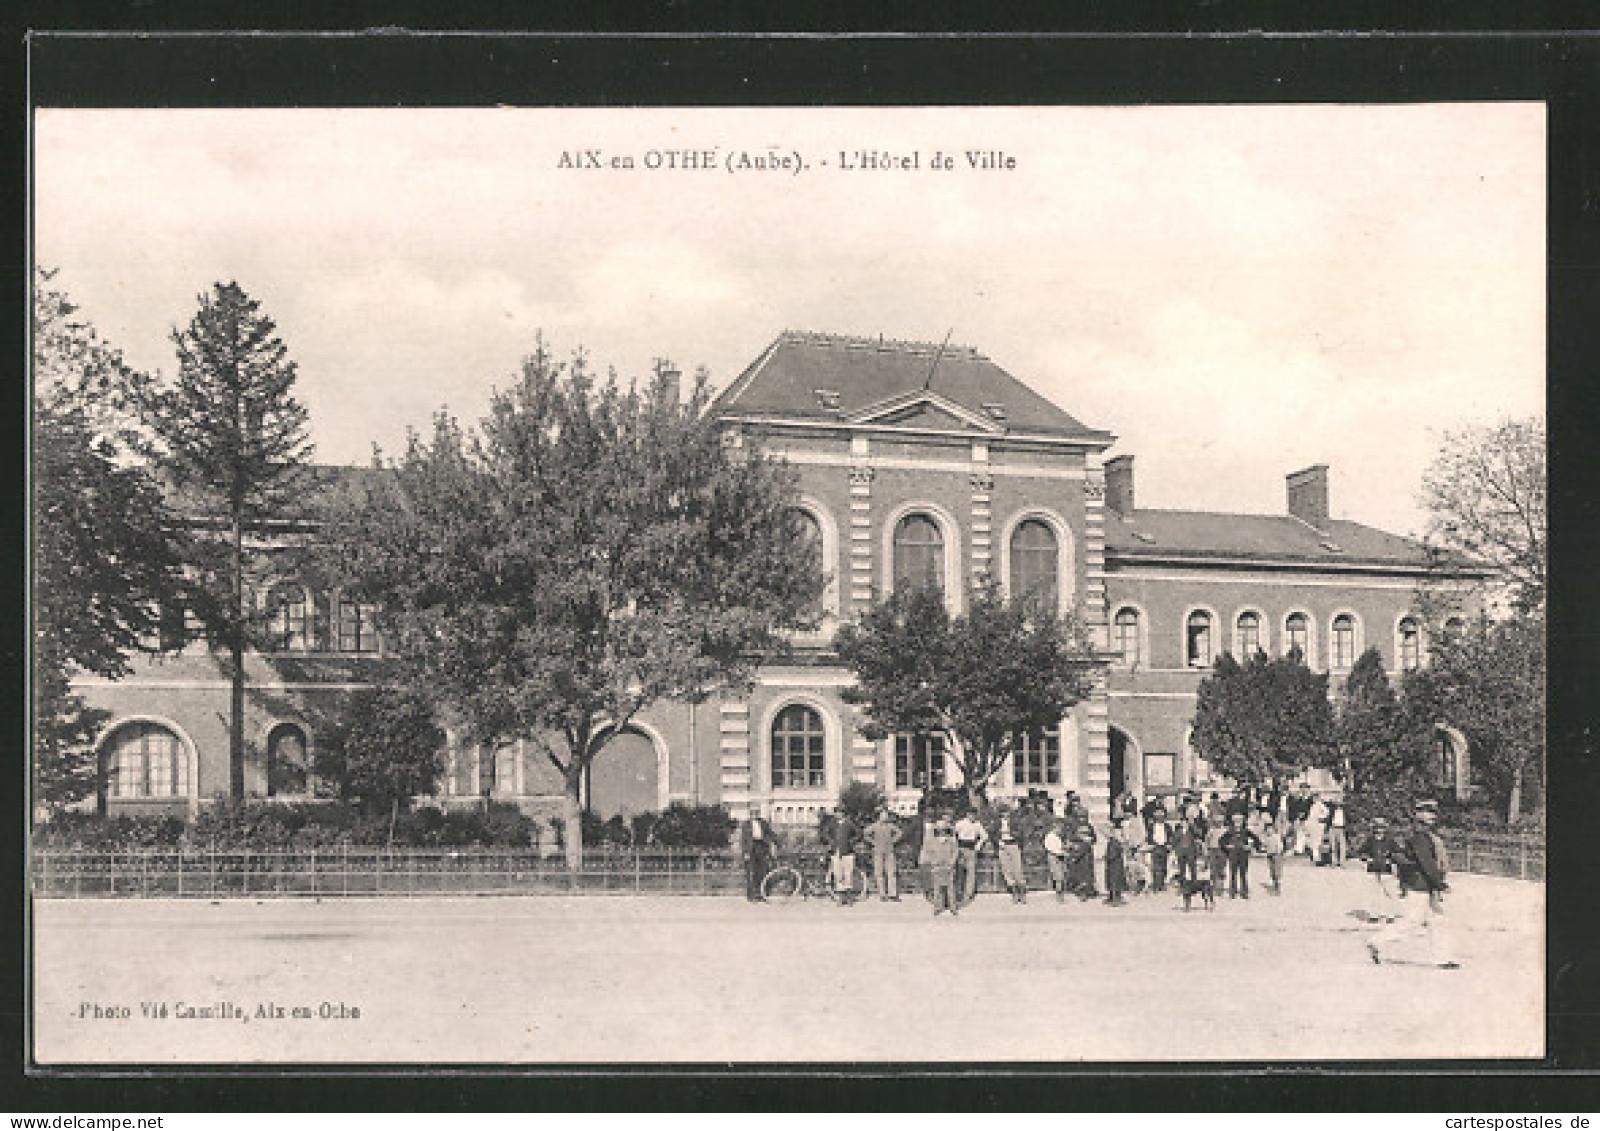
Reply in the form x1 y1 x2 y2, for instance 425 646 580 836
981 402 1007 421
813 388 842 410
1319 539 1344 553
1132 530 1157 544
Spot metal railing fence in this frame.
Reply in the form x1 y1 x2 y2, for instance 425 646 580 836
30 834 1542 899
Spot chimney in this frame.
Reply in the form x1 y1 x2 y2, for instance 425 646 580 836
652 358 681 406
1286 464 1330 529
1105 454 1135 516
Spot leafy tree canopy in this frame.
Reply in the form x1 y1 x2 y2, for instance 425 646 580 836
1403 611 1544 826
32 271 186 814
1336 648 1436 820
312 685 448 816
1420 416 1545 614
319 341 825 864
1189 650 1336 787
836 578 1095 803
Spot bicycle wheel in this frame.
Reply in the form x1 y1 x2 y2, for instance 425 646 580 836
761 866 803 903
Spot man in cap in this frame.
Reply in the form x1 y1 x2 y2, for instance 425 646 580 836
1370 800 1459 968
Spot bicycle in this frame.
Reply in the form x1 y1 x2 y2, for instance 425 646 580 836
760 853 870 904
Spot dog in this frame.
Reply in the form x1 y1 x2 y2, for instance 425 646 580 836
1179 876 1215 911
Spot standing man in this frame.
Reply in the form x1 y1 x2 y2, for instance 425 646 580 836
1288 782 1313 855
1259 816 1286 895
996 807 1028 904
739 810 775 902
953 807 989 905
866 806 904 902
1066 797 1099 900
1104 817 1129 906
1328 800 1349 867
923 816 961 917
830 807 860 905
1043 819 1068 902
1371 800 1459 968
1145 801 1172 892
1220 811 1264 899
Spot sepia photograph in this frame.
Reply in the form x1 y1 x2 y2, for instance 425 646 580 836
29 95 1547 1066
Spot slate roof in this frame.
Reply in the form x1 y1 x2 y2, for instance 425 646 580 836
1104 507 1479 573
711 331 1110 442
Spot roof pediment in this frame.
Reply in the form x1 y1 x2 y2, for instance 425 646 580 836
846 388 1005 434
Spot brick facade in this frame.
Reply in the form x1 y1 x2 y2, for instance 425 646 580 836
72 331 1479 825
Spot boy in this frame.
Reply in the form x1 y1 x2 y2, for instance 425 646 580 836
1258 816 1285 895
1204 818 1228 894
996 808 1028 904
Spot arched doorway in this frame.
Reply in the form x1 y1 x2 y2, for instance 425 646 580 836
583 727 660 818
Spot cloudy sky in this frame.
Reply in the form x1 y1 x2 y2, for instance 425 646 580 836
33 104 1544 538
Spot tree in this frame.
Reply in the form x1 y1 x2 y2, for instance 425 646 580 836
1335 648 1435 821
32 271 186 814
320 343 824 868
1420 416 1545 614
142 282 313 801
1189 650 1336 788
836 579 1096 807
313 686 448 817
1403 612 1544 826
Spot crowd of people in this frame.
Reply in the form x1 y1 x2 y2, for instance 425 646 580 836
736 784 1459 966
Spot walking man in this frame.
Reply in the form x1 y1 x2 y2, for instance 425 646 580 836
739 810 775 902
953 808 989 905
1371 800 1459 968
866 806 903 901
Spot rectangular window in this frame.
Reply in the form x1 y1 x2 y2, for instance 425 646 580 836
895 734 947 789
339 600 380 654
1144 753 1176 789
1013 729 1061 786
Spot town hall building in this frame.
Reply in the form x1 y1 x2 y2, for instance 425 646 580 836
74 331 1483 830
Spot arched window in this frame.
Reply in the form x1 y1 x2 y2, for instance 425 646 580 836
895 733 947 790
1331 614 1357 671
1012 728 1061 786
1437 730 1458 793
1235 611 1262 657
1009 520 1059 609
1185 610 1214 668
791 508 825 616
1398 617 1422 671
267 723 309 797
893 513 945 594
1113 607 1141 666
266 583 310 652
105 722 188 799
338 597 380 654
1284 613 1310 661
771 704 826 790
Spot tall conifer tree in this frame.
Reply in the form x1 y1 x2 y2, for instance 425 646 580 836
144 283 312 801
